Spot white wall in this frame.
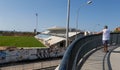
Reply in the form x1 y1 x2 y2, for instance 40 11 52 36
0 47 65 64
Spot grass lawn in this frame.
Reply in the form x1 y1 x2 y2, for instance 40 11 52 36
0 36 46 47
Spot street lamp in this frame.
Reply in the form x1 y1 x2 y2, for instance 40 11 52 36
66 0 70 47
75 0 92 39
87 0 92 4
35 13 38 34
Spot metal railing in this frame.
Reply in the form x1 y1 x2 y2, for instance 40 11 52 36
59 33 120 70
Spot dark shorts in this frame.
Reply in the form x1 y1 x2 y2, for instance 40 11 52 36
103 40 109 45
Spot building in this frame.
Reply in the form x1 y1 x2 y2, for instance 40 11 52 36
37 27 84 48
114 27 120 32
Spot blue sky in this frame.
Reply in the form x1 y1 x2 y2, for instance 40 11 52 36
0 0 120 32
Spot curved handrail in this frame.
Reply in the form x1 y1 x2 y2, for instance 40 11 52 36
59 33 120 70
107 46 119 70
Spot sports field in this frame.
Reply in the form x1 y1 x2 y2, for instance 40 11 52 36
0 36 46 47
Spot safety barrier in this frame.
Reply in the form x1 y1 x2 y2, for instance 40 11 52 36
59 33 120 70
0 47 65 64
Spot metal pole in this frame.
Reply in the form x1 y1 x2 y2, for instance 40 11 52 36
75 7 80 40
66 0 70 47
75 0 92 39
36 13 38 34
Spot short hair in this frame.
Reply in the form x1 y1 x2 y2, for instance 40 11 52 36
104 25 108 29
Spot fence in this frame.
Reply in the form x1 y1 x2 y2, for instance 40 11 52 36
59 33 120 70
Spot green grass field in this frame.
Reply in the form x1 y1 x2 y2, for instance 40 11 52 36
0 36 46 47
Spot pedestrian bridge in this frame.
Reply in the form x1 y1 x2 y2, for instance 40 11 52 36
58 33 120 70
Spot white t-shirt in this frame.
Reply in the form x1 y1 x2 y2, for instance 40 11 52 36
102 29 110 40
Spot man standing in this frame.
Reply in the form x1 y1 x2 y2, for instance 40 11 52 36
97 25 110 52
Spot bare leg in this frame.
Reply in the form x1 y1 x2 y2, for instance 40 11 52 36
104 44 108 52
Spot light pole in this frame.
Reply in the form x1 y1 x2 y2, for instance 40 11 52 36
75 0 92 39
35 13 38 34
66 0 70 47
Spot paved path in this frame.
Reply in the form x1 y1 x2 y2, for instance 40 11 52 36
81 46 118 70
81 48 106 70
110 46 120 70
0 59 61 70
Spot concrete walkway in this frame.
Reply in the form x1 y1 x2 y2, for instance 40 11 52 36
81 47 106 70
110 46 120 70
81 46 119 70
0 59 61 70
